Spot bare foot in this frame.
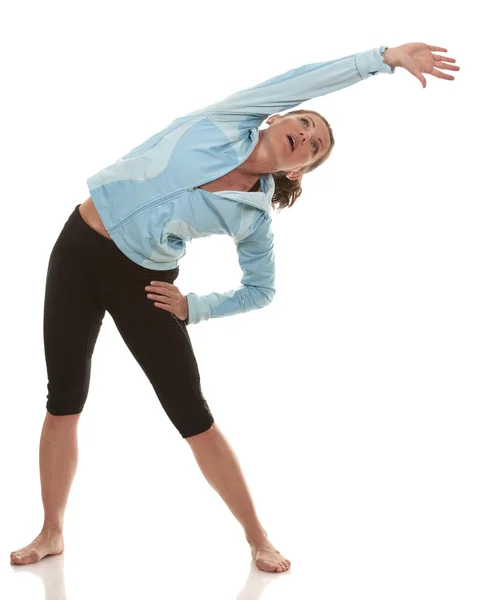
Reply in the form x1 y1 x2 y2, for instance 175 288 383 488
247 535 291 573
10 531 64 565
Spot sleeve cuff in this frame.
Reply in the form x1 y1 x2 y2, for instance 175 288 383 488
185 293 208 325
355 45 396 80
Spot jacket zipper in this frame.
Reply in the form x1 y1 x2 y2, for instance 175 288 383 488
189 172 261 194
108 130 262 234
108 187 190 235
188 130 262 193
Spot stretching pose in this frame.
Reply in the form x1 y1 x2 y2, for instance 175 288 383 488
10 42 458 573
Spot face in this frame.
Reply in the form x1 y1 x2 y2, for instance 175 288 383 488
254 112 330 181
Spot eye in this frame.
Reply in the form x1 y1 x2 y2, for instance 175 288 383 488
301 117 319 155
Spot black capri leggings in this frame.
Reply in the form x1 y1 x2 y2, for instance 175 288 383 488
43 204 214 439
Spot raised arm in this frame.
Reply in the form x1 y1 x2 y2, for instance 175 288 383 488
186 42 458 130
186 46 395 129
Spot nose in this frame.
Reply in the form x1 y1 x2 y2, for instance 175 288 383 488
299 131 310 144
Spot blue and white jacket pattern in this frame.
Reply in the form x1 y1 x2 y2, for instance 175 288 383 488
86 46 395 325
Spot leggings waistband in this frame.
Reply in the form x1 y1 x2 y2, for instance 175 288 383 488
73 203 115 245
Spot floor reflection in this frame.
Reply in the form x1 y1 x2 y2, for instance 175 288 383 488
10 553 287 599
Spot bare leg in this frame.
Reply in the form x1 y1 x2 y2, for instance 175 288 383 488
185 423 291 573
10 411 81 565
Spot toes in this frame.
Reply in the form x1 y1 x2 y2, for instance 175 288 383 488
11 550 39 565
254 550 291 573
277 559 290 572
259 560 276 572
281 558 291 569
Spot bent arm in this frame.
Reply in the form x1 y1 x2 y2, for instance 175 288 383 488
185 213 276 325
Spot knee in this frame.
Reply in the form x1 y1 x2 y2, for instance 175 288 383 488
182 420 216 442
46 395 85 417
46 406 83 425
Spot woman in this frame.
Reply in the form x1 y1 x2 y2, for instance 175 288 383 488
10 42 459 572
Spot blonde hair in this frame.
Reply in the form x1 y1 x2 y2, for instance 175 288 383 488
270 109 335 212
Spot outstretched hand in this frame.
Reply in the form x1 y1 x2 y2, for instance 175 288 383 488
385 43 460 88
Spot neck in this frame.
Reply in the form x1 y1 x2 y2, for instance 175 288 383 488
241 129 282 177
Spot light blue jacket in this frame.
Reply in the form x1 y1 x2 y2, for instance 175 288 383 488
87 46 395 325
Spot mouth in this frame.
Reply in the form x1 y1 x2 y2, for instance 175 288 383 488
286 133 297 152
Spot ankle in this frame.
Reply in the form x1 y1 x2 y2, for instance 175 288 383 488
245 526 269 547
41 522 63 536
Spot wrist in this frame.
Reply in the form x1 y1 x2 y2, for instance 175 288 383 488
381 46 400 69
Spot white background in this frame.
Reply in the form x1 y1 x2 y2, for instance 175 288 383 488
1 0 476 598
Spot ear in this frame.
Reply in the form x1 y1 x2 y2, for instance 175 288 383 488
266 113 282 126
285 171 302 181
